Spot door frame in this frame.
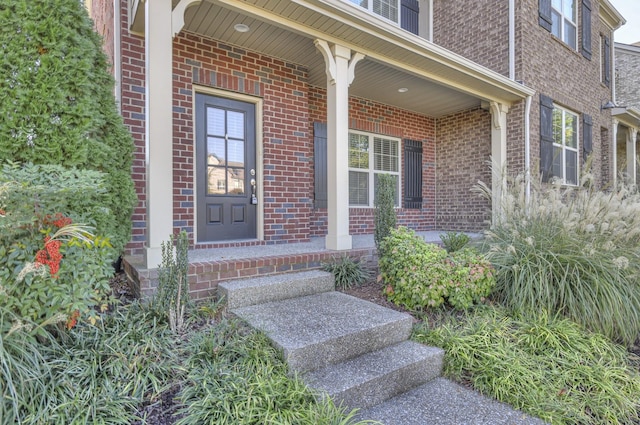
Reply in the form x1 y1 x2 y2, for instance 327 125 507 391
192 85 264 244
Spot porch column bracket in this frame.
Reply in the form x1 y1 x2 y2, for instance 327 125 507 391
314 39 365 86
348 52 365 85
489 101 509 130
172 0 202 38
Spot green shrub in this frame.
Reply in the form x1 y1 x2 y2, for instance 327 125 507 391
322 256 370 290
414 306 640 425
0 167 115 328
374 173 397 255
0 0 136 254
475 169 640 345
439 231 470 252
379 227 494 310
156 231 190 333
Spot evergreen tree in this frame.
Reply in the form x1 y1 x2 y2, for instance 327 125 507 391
0 0 136 254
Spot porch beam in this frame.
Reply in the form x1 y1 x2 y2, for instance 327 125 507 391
490 101 509 224
144 0 174 268
315 40 364 250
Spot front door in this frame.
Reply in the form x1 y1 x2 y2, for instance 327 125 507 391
196 94 257 242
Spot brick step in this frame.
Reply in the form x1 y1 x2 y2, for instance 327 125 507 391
304 341 444 409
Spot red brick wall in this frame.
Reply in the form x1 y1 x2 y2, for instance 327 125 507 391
435 107 492 231
87 0 115 71
118 2 146 257
308 87 437 236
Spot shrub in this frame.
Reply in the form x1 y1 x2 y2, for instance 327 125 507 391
156 231 190 333
0 167 115 328
374 173 397 255
475 169 640 345
0 0 136 254
439 231 470 253
379 227 494 310
414 306 640 425
322 256 370 290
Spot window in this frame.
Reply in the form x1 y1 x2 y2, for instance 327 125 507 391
551 0 577 49
348 131 400 206
346 0 420 35
551 106 579 185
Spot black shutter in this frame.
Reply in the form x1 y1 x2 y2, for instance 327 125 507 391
540 94 554 182
403 139 423 209
539 0 552 32
582 114 592 163
581 0 592 60
313 122 327 209
603 35 611 87
401 0 420 36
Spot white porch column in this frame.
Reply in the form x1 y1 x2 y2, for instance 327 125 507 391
315 40 364 250
489 101 509 224
612 119 619 187
144 0 174 268
627 128 637 185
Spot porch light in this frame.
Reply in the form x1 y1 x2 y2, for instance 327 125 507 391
234 23 250 33
397 87 408 93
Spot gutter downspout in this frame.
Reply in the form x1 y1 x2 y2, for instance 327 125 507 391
525 95 532 204
114 0 122 111
508 0 515 80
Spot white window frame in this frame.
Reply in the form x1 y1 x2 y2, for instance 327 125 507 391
552 105 579 186
551 0 577 49
348 0 400 26
348 130 401 207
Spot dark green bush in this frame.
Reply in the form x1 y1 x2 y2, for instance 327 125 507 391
379 227 494 310
322 256 370 290
374 173 397 255
0 0 136 254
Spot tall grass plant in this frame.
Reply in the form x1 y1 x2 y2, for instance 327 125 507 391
476 169 640 345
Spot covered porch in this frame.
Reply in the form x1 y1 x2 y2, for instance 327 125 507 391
126 0 534 281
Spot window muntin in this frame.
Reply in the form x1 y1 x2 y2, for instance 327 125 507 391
551 0 577 49
551 106 579 185
348 131 400 206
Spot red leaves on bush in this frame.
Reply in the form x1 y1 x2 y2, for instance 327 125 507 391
43 212 72 228
66 310 80 329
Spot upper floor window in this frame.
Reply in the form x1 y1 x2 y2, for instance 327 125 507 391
347 0 420 36
551 0 577 49
348 131 400 206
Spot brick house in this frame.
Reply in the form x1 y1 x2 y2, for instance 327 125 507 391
86 0 627 295
613 41 640 183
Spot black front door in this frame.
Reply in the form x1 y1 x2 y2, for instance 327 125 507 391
196 94 257 242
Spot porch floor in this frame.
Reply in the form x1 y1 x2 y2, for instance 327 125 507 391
124 231 473 300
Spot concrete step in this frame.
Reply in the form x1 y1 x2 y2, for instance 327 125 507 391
230 291 413 373
304 341 444 409
218 270 334 309
357 377 547 425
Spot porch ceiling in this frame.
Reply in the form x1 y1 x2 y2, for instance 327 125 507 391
173 0 533 117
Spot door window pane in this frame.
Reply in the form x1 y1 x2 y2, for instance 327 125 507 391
207 166 226 195
228 167 245 195
227 110 244 139
207 108 225 136
228 139 245 167
207 137 226 164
